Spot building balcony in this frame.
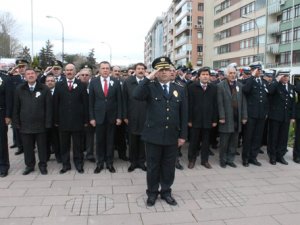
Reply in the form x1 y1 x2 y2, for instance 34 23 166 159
175 23 191 36
268 22 280 34
268 0 285 15
267 43 280 54
175 36 190 48
175 51 189 60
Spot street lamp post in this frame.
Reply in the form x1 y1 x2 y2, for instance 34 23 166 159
101 41 112 64
242 15 260 61
46 15 64 62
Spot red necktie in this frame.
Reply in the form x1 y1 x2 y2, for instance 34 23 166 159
68 80 72 91
103 78 108 97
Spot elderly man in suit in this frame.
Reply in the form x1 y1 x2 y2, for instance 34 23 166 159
133 57 188 207
123 62 147 172
217 65 247 168
54 64 89 174
187 67 218 169
13 68 52 175
89 61 122 173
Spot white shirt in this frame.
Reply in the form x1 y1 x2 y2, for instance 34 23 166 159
28 82 36 91
100 76 110 90
160 82 170 94
136 77 144 83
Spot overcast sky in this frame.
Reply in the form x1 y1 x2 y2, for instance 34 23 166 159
1 0 172 65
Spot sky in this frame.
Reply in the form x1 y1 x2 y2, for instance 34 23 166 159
1 0 172 65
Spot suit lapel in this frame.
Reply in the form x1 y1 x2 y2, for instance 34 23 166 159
97 78 105 97
224 81 232 97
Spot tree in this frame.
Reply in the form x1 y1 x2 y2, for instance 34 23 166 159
85 48 97 69
17 46 32 63
38 40 55 69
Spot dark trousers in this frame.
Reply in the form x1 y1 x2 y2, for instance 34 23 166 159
188 127 210 163
129 133 145 166
95 121 116 166
268 119 290 160
145 142 177 198
0 113 9 173
242 118 265 161
294 119 300 160
262 118 269 146
114 123 127 158
210 125 218 146
21 132 47 169
59 131 83 169
46 127 61 161
83 126 95 160
219 132 238 164
13 127 23 150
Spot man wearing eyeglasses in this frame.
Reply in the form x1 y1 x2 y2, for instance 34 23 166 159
242 62 270 167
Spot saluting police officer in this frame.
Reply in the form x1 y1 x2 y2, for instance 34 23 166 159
133 57 188 207
242 62 269 167
0 72 13 177
268 69 296 165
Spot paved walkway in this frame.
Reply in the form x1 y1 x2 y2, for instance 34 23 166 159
1 130 300 225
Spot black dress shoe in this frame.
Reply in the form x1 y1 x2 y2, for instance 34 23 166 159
107 165 116 173
128 164 136 172
220 162 226 168
294 158 300 164
10 144 17 148
23 167 34 175
161 195 177 206
226 162 237 168
175 161 184 170
77 168 84 174
59 166 71 174
139 164 147 171
0 171 8 177
242 160 249 167
277 157 288 165
94 165 104 174
201 162 212 169
270 159 276 165
249 159 262 166
15 149 24 155
146 196 157 207
40 168 48 175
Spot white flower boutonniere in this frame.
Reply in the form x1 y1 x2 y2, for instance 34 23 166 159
73 83 78 89
35 91 41 98
110 80 114 86
0 77 3 86
236 86 239 92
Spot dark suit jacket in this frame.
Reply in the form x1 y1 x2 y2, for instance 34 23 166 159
243 76 270 119
295 83 300 120
89 76 122 124
133 78 188 146
268 81 296 122
13 82 52 134
217 80 247 133
123 75 147 134
54 79 89 131
187 81 218 129
0 75 13 118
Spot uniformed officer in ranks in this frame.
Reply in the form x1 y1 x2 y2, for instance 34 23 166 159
133 57 188 207
267 69 296 165
39 60 65 84
0 72 13 177
294 80 300 163
8 59 28 155
242 62 270 167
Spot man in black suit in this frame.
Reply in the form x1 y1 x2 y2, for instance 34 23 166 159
268 70 296 165
13 68 52 175
187 67 218 169
89 61 122 173
133 57 188 207
54 64 89 174
123 63 147 172
8 59 28 155
0 72 13 177
242 62 269 167
294 82 300 163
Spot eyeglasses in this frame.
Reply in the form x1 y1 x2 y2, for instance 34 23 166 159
80 74 90 76
46 80 55 82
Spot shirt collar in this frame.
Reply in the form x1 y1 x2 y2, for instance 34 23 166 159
28 82 36 88
101 76 110 82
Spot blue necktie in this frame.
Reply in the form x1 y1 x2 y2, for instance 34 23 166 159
30 86 34 92
163 84 168 96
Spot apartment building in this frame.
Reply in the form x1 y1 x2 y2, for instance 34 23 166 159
204 0 267 69
266 0 300 68
145 0 205 68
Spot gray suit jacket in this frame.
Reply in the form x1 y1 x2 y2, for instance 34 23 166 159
217 80 247 133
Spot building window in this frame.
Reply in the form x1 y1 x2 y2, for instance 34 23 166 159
295 4 300 18
241 2 255 16
197 32 203 39
240 56 254 66
294 27 300 41
241 20 255 32
282 8 292 21
197 45 203 52
198 3 204 11
280 52 291 64
240 38 255 49
214 0 230 14
281 29 292 44
197 16 204 25
218 44 231 54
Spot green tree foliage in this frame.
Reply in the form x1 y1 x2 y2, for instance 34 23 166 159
17 46 32 63
39 40 55 69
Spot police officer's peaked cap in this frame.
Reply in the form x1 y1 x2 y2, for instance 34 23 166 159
249 61 262 70
16 59 29 66
276 69 290 77
52 60 63 68
152 57 172 70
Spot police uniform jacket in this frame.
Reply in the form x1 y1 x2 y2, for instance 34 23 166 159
89 76 122 124
123 75 147 134
187 81 218 129
268 81 296 122
54 79 89 131
0 75 13 119
295 83 300 120
243 76 270 119
13 82 52 133
133 78 188 146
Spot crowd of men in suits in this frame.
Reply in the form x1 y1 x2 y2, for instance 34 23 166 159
0 56 300 206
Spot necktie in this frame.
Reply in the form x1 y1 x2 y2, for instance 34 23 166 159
163 84 168 96
29 86 34 92
55 77 59 82
202 84 207 91
68 80 72 91
103 78 108 97
285 84 288 92
257 78 262 85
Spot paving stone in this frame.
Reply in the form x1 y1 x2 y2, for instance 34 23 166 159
69 186 112 195
0 181 12 188
113 184 145 194
141 211 196 225
10 180 52 188
88 214 142 225
225 216 281 225
25 187 70 196
237 204 290 216
0 207 14 218
93 178 132 186
32 216 88 225
51 180 92 188
10 206 51 218
0 197 43 207
191 207 245 221
0 189 26 197
274 213 300 225
0 218 33 225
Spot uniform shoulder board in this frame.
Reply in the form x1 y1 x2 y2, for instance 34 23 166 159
174 81 184 87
